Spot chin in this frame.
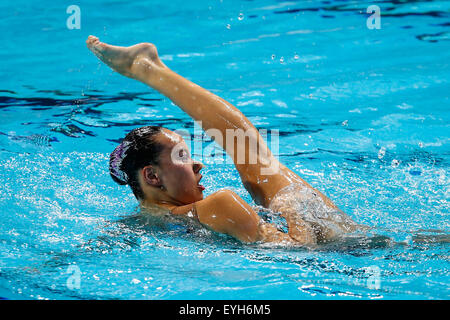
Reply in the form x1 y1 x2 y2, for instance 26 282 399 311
191 193 203 202
181 193 203 204
179 184 204 203
192 193 204 203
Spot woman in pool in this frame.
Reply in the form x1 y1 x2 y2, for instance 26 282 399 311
86 35 359 245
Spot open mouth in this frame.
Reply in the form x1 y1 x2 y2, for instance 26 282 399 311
197 175 205 191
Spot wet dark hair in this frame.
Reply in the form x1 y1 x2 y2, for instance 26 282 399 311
109 126 164 200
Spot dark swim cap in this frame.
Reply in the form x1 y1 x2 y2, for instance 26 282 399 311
109 126 164 199
109 140 132 185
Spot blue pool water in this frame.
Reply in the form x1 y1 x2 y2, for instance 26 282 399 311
0 0 449 299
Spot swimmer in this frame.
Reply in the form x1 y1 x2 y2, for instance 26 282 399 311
86 35 361 246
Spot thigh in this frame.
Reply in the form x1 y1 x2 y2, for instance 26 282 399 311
236 159 304 207
268 182 359 242
237 156 339 211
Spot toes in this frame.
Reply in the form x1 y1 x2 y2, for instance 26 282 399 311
86 35 100 47
87 35 98 42
86 36 107 57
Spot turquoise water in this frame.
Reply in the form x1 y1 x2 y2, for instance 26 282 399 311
0 0 449 299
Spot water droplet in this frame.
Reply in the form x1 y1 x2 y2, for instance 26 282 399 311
404 235 413 245
391 159 400 168
238 13 244 20
377 147 386 159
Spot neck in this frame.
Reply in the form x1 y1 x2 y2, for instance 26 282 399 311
140 192 184 210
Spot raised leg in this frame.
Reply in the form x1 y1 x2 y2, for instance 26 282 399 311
86 36 338 211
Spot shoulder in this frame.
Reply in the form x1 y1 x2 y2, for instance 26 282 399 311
169 189 262 243
197 190 262 242
203 189 240 202
168 189 239 216
195 189 245 213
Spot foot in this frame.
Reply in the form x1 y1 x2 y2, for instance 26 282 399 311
86 35 165 80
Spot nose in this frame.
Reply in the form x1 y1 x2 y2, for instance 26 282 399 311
192 161 204 174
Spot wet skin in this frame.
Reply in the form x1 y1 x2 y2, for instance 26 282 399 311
87 35 357 245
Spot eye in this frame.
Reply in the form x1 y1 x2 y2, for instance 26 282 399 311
178 149 190 161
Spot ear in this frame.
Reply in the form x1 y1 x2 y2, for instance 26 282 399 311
142 166 162 188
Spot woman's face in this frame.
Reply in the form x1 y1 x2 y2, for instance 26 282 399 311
153 129 204 204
